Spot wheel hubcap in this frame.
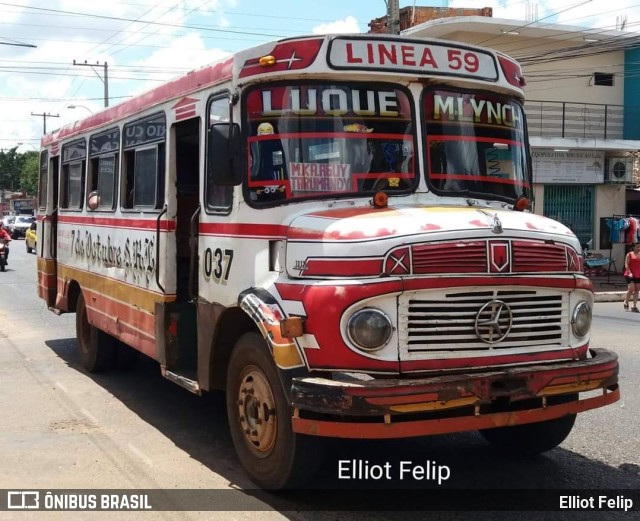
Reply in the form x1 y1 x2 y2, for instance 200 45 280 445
237 367 277 455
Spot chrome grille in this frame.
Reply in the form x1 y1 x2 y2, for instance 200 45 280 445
398 289 567 354
412 241 487 274
512 241 568 272
403 239 572 275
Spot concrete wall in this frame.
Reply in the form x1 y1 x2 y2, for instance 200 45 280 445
429 30 625 106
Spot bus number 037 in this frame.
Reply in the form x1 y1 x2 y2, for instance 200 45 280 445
203 247 234 283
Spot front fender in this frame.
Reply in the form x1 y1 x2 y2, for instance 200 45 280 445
238 288 307 371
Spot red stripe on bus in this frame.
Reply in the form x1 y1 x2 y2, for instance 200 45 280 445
430 173 530 187
287 226 400 241
302 258 382 277
199 223 288 238
248 132 412 142
57 215 176 231
176 110 196 120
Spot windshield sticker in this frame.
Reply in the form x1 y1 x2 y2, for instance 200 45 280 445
383 143 400 170
343 124 373 133
484 147 514 179
290 163 351 192
256 185 286 196
257 122 274 135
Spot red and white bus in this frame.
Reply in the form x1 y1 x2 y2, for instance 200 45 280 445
36 34 619 489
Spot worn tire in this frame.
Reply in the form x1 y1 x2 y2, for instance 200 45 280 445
76 293 115 373
479 394 578 455
226 332 322 489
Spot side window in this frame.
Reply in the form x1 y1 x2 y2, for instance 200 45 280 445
88 128 120 211
133 147 158 206
38 151 48 210
60 139 86 210
206 95 233 211
122 113 166 210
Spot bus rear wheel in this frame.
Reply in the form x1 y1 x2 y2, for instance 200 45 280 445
75 293 115 373
479 394 578 455
226 332 321 489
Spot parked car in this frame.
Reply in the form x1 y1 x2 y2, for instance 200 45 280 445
8 215 35 239
25 221 37 254
2 215 15 228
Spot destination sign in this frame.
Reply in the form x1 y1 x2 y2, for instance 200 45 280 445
328 37 498 81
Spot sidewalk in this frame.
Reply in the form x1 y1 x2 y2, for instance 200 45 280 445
591 274 628 302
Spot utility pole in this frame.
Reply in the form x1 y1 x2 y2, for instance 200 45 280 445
30 112 59 134
73 60 109 107
386 0 400 35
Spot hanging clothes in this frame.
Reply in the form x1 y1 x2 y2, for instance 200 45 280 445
606 218 626 243
627 217 638 245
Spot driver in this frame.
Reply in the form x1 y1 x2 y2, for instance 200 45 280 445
0 221 12 263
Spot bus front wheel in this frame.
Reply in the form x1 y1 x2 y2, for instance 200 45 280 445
226 332 321 489
76 293 115 373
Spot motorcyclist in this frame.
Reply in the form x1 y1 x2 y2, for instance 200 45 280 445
0 221 12 263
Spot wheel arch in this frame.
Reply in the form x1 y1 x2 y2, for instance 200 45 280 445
201 288 309 392
55 278 82 314
204 306 258 391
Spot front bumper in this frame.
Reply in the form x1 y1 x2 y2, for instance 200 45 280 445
291 348 619 439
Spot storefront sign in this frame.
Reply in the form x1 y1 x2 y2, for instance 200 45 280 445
532 150 604 184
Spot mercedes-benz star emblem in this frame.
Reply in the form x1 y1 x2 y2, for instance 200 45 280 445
474 299 513 344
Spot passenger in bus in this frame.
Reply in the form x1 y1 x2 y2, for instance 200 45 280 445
87 191 100 210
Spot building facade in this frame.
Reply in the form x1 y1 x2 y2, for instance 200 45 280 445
403 17 640 270
368 5 492 33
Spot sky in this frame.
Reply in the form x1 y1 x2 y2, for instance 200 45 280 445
1 0 639 152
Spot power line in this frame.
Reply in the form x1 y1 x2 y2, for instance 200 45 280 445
0 2 287 38
0 39 36 48
0 69 165 81
475 0 595 46
107 0 215 58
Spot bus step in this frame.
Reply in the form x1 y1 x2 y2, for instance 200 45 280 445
162 368 201 395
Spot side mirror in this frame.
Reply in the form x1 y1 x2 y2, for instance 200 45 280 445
208 122 243 186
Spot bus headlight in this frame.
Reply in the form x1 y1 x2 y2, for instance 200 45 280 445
347 308 393 351
571 301 592 338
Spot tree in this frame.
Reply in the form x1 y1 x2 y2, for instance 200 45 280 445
19 152 39 196
0 147 23 192
0 148 38 197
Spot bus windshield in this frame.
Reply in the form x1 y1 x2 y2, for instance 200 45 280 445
424 88 531 203
244 82 416 205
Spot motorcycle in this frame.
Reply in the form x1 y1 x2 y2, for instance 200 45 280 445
0 240 8 272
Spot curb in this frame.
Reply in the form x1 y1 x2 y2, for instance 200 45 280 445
594 292 626 302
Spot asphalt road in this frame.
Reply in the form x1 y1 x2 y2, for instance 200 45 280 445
0 239 638 520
